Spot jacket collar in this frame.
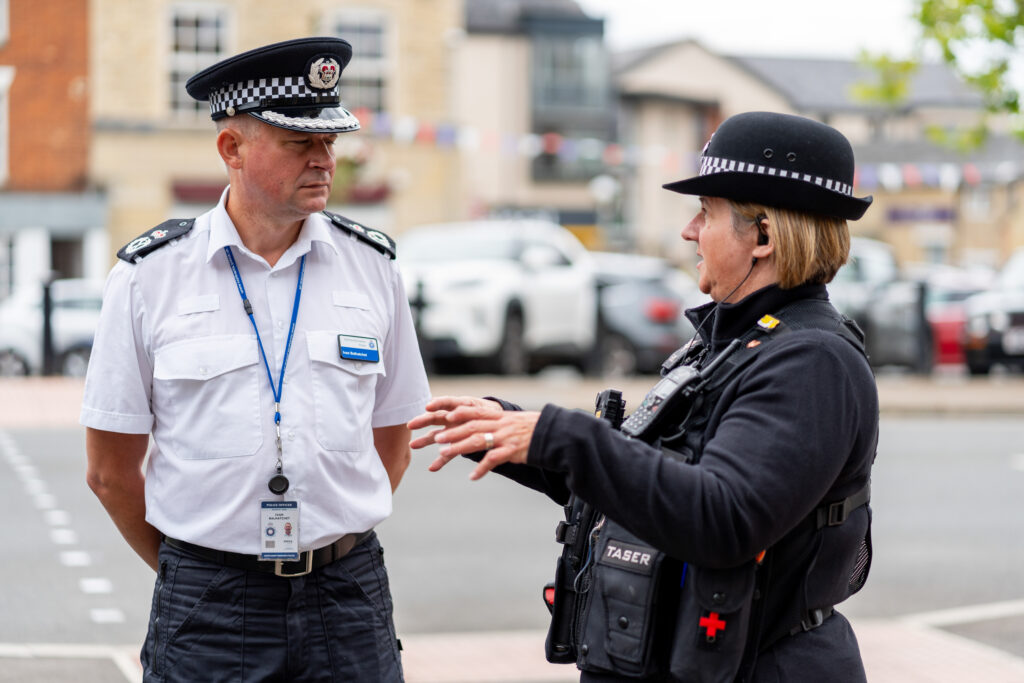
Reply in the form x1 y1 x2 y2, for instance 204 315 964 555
686 283 830 353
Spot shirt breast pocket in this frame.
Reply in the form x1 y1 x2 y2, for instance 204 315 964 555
153 335 263 459
307 330 386 452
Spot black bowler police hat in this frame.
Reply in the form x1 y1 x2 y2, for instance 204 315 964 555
663 111 872 221
185 37 360 134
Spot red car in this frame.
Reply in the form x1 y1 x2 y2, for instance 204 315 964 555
925 268 994 366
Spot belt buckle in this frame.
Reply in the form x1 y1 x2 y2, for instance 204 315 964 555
274 551 314 577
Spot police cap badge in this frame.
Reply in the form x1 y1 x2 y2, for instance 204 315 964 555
185 37 360 134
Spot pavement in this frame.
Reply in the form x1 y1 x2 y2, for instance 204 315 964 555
3 372 1024 682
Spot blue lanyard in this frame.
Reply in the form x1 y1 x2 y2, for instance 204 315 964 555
223 246 305 437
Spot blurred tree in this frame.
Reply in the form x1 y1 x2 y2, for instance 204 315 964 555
856 0 1024 148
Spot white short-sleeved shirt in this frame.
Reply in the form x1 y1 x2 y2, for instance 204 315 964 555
81 190 431 553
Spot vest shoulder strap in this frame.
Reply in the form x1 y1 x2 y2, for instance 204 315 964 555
697 297 868 396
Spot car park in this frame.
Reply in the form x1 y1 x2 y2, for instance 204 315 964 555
0 278 104 376
398 219 597 374
827 237 933 373
963 248 1024 375
590 252 697 376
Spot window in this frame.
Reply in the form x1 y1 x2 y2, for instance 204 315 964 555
0 66 13 187
529 31 612 182
168 4 229 118
325 9 389 114
532 35 608 112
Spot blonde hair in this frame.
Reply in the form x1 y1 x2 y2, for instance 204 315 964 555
729 201 850 288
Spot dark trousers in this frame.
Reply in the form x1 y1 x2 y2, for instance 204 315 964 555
141 532 403 682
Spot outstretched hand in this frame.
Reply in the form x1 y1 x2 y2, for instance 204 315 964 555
407 396 541 479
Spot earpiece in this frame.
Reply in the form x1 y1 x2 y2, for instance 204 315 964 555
755 214 769 245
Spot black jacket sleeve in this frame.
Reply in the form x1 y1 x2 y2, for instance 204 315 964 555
525 330 877 568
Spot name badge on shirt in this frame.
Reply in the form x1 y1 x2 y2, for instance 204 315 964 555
338 334 380 362
260 500 300 561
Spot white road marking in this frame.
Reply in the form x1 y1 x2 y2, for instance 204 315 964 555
50 528 78 545
902 598 1024 628
79 577 114 594
59 550 92 567
0 643 141 683
33 492 57 510
12 463 36 479
44 509 71 526
89 608 126 624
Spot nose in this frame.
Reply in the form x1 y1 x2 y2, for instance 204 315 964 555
309 138 336 170
682 212 702 242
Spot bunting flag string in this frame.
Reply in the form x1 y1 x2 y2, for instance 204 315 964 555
347 107 1020 191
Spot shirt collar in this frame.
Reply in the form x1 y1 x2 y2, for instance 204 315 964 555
205 186 339 266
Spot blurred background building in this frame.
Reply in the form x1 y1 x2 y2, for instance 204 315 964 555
2 0 1024 281
0 0 108 297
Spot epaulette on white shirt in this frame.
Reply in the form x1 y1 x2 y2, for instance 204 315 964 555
322 210 396 259
117 219 196 263
116 212 396 264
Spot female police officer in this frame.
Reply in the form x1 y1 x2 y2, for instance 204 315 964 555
409 111 877 682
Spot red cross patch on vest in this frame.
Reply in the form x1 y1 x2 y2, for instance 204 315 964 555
699 611 727 642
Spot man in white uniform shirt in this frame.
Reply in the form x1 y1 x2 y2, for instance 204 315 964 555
81 37 430 682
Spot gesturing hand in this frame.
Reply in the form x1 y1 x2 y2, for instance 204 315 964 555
407 396 540 479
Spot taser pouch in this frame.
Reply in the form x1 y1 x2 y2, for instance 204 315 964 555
577 521 679 678
668 560 758 683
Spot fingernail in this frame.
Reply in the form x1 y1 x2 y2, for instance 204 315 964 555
439 446 451 456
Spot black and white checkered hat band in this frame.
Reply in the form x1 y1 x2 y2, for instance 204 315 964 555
700 155 853 197
208 76 338 116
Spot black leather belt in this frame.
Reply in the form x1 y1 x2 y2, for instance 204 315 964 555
164 530 373 577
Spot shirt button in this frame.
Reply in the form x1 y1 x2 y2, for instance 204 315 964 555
198 366 208 376
288 430 295 440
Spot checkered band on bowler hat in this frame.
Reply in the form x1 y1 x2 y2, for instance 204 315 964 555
186 37 360 134
663 112 872 221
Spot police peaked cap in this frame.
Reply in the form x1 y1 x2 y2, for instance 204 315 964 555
186 37 360 134
663 111 872 221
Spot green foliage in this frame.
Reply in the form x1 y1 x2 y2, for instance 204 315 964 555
850 51 919 108
915 0 1024 142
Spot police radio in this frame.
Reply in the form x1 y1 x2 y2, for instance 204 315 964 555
620 338 743 442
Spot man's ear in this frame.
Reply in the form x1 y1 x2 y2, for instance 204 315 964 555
216 126 246 170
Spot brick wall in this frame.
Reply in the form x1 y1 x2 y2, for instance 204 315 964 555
0 0 90 191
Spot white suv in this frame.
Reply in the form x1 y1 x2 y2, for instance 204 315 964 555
0 278 104 376
398 220 597 374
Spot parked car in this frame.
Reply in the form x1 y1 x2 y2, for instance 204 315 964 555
827 237 933 373
0 278 104 376
963 248 1024 375
590 252 697 376
920 266 994 366
398 220 597 374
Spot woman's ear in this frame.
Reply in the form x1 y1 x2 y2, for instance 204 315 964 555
752 215 773 261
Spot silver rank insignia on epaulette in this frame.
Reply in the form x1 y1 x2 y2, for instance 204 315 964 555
323 210 396 259
117 219 195 263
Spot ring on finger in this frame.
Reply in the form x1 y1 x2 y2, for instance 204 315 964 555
483 432 495 450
